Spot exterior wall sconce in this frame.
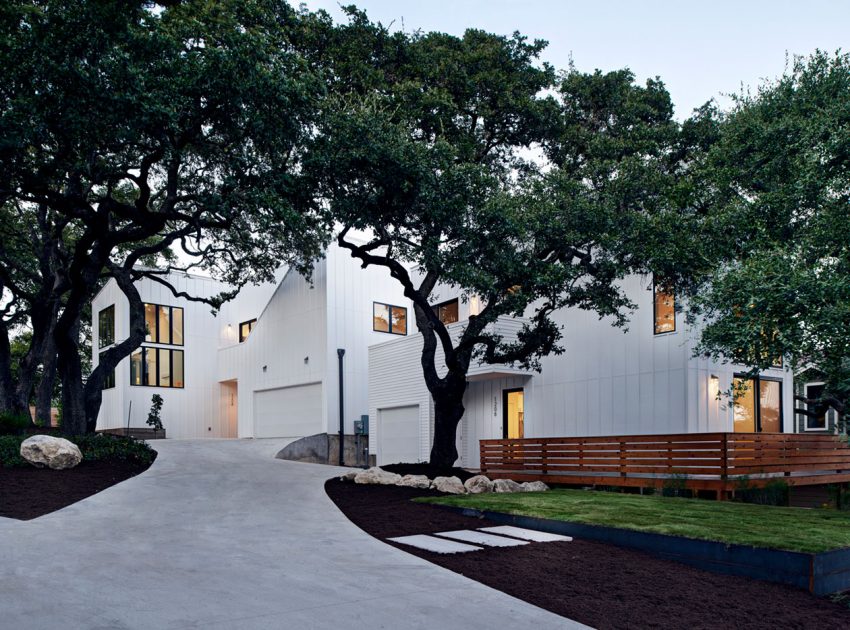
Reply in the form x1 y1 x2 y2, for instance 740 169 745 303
304 356 309 365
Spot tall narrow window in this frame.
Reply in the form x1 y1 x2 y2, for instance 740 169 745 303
130 349 143 386
373 302 407 335
653 277 675 334
172 308 184 346
100 352 115 390
98 305 115 348
239 319 256 343
433 298 459 325
144 303 157 342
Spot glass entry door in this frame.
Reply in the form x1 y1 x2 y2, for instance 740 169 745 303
503 389 525 439
733 376 782 433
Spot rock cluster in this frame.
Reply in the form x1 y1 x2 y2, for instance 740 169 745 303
339 466 549 495
20 435 83 470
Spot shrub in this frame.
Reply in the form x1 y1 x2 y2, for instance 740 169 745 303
662 472 692 498
733 476 789 506
74 434 157 465
0 435 27 467
0 411 31 435
0 433 156 467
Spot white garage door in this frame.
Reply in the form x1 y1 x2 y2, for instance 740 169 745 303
254 383 323 438
378 405 420 465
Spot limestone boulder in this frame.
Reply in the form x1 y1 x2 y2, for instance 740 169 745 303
464 475 494 494
396 474 431 489
354 467 402 486
521 481 550 492
493 478 524 493
20 435 82 470
431 476 466 494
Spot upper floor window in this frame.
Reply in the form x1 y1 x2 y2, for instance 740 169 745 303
130 347 184 388
98 305 115 348
653 278 675 335
239 319 257 343
433 298 459 325
373 302 407 335
144 303 184 346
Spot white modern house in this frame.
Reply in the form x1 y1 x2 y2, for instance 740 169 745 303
368 275 795 468
93 250 796 468
92 241 412 441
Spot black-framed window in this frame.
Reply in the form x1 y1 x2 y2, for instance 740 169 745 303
373 302 407 335
432 298 459 325
98 305 115 349
100 352 115 390
130 347 184 388
239 319 257 343
144 303 184 346
733 375 782 433
804 383 830 431
653 277 675 335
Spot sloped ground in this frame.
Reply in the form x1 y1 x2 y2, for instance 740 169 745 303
0 439 576 630
326 478 850 630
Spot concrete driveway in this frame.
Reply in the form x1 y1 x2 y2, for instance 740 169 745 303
0 439 582 629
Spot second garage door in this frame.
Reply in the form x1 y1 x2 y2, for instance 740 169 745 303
378 405 420 465
254 383 323 438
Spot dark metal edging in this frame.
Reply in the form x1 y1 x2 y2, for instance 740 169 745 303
436 505 850 595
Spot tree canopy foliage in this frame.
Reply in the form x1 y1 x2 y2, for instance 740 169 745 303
686 51 850 428
0 0 329 433
302 9 698 466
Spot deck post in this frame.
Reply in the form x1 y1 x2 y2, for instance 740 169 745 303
541 440 548 475
719 433 729 501
619 438 626 478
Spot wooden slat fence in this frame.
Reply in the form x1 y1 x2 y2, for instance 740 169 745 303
480 433 850 497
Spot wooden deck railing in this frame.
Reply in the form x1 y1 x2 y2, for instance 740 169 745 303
480 433 850 497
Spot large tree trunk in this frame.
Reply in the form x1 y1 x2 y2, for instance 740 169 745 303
12 305 54 421
57 314 87 435
35 331 58 427
0 319 18 414
429 384 468 469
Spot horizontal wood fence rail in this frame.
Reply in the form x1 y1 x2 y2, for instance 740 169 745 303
480 433 850 498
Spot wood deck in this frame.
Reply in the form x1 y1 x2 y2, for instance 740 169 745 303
480 432 850 499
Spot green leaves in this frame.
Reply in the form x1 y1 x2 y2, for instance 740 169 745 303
688 51 850 423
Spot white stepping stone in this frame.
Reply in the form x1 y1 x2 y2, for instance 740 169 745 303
479 525 573 543
387 534 482 554
434 529 529 547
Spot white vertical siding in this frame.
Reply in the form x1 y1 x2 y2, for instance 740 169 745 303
368 273 796 467
92 272 231 438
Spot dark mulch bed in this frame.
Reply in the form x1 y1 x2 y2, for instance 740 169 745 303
0 459 152 520
326 478 850 630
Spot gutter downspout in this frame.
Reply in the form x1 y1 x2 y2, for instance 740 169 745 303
337 348 345 466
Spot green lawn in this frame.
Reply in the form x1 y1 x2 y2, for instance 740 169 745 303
416 489 850 553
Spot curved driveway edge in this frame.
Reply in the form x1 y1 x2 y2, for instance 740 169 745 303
0 439 584 629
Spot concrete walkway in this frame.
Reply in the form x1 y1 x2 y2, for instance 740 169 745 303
0 439 583 629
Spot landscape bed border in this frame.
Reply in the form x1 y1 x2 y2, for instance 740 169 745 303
431 504 850 595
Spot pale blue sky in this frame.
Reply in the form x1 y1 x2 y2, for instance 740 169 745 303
296 0 848 119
